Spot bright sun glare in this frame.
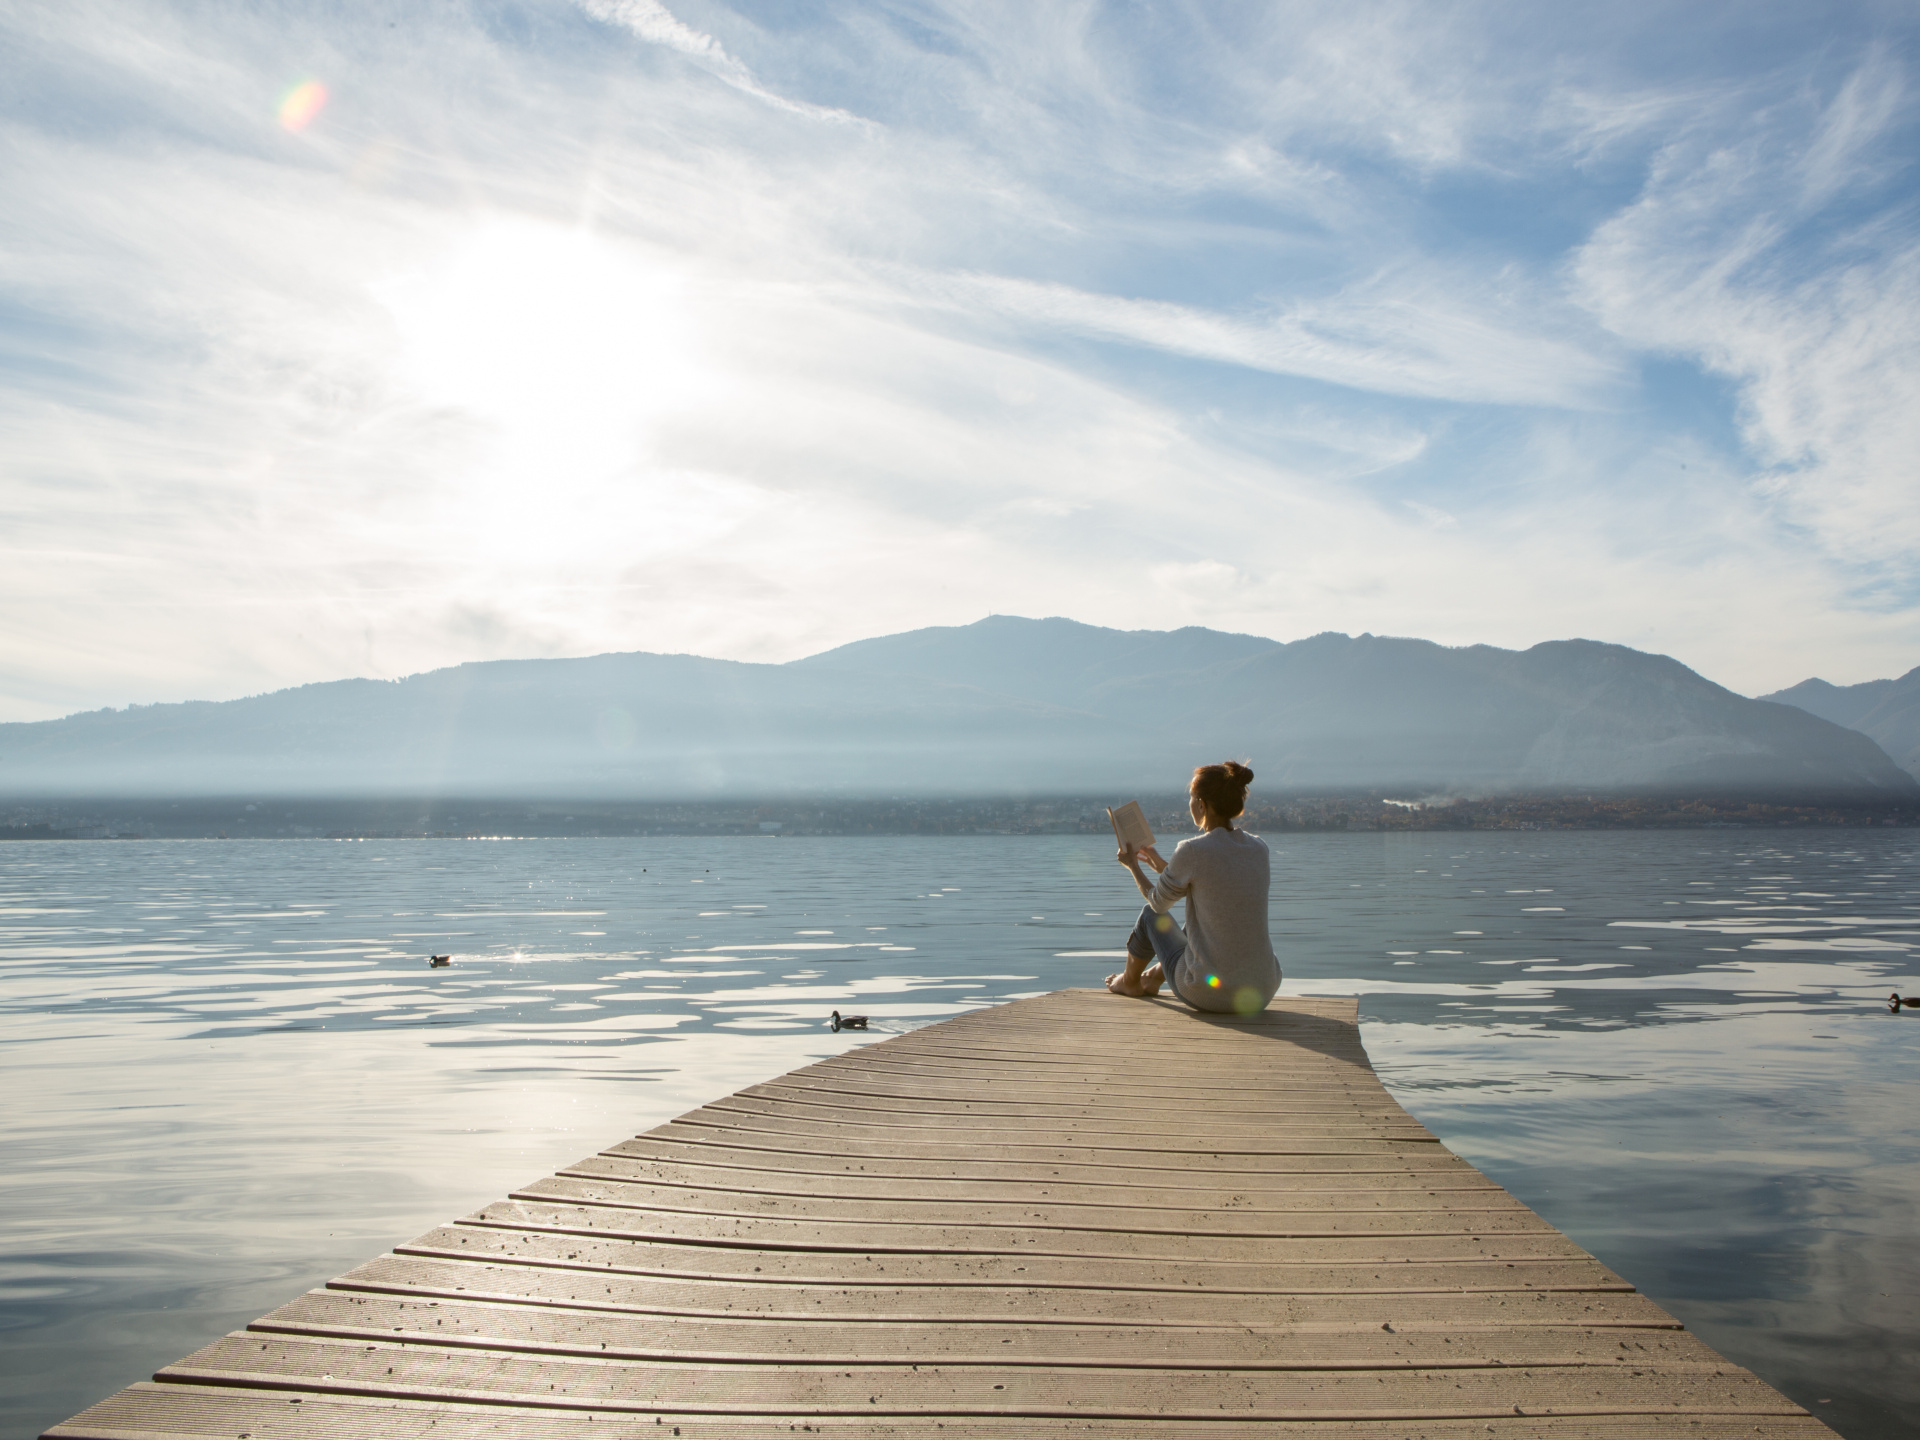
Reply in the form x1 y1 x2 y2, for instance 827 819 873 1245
374 219 737 565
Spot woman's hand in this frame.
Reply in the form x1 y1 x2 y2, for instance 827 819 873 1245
1116 842 1157 900
1137 845 1167 873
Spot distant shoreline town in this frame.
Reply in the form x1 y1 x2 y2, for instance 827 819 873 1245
5 791 1914 841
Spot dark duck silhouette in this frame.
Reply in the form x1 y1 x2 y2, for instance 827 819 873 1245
1891 992 1919 1011
829 1010 868 1031
429 954 452 968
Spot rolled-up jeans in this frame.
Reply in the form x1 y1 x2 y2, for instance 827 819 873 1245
1129 904 1192 1005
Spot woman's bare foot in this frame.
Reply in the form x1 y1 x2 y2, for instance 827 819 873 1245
1106 950 1161 998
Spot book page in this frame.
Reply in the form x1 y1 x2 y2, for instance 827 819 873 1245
1106 800 1155 850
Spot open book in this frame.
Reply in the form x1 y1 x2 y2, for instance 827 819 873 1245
1106 800 1155 852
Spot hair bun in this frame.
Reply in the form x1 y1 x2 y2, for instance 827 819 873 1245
1191 759 1254 821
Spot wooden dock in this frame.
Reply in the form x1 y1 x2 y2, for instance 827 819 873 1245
48 989 1837 1438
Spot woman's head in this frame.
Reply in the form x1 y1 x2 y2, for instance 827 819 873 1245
1190 760 1253 827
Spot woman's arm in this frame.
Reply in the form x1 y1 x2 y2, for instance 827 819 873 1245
1115 842 1169 899
1116 843 1153 899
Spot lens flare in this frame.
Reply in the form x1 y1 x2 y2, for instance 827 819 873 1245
1206 973 1220 988
278 80 328 131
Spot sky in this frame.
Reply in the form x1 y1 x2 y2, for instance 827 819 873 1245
5 0 1920 721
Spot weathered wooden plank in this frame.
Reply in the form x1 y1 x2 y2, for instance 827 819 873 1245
153 1336 1797 1428
794 1035 1370 1064
676 1090 1401 1120
746 1081 1410 1116
651 1116 1444 1155
44 1381 1840 1440
255 1289 1724 1369
731 1086 1421 1122
827 1047 1375 1077
914 1005 1363 1036
395 1227 1629 1291
812 1040 1372 1069
469 1196 1567 1255
936 993 1361 1021
793 1057 1385 1092
510 1175 1541 1230
334 1253 1679 1327
43 990 1834 1440
160 1331 1807 1418
603 1133 1480 1180
858 1031 1372 1061
702 1096 1437 1137
559 1153 1512 1204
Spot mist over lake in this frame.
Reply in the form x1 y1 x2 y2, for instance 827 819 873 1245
4 830 1916 1438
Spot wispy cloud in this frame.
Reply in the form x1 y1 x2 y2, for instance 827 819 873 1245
898 268 1623 408
578 0 727 62
576 0 864 123
1573 49 1920 562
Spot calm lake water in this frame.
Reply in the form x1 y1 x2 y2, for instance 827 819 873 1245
3 831 1917 1439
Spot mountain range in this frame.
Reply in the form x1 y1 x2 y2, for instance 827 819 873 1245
1 616 1912 799
1761 667 1920 780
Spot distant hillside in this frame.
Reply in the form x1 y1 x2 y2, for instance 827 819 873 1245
1761 667 1920 779
1 617 1912 798
804 619 1914 795
797 618 1279 709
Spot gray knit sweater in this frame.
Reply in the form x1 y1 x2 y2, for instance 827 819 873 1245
1147 827 1281 1015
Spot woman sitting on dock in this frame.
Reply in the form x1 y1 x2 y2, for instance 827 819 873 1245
1106 760 1281 1016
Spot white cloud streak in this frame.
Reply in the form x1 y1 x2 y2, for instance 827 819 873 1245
578 0 727 62
575 0 864 123
899 268 1623 407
